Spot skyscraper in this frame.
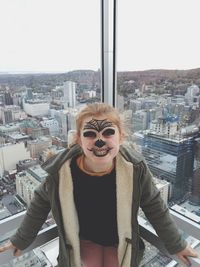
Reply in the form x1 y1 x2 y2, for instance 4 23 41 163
4 91 13 105
190 137 200 205
134 120 196 200
26 88 33 100
62 81 76 109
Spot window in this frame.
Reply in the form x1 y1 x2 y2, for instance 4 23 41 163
117 1 200 264
0 1 100 265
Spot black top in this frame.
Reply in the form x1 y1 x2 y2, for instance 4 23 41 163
70 157 119 246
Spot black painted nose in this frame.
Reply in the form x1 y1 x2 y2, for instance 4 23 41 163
95 139 106 148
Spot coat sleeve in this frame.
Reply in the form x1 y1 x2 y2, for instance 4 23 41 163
139 161 187 254
10 178 51 250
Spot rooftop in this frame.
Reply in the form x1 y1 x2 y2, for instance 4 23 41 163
27 165 48 182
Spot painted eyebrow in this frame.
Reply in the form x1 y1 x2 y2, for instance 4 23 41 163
83 119 113 132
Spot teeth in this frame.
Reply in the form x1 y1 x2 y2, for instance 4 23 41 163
93 148 109 157
95 150 107 155
87 147 112 157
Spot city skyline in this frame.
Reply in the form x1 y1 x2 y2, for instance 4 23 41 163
0 69 200 266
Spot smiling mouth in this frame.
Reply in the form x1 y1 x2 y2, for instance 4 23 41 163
87 147 113 157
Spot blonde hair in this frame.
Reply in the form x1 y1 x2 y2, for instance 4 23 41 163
74 103 125 143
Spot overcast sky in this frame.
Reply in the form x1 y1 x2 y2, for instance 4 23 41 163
0 0 199 73
118 0 200 71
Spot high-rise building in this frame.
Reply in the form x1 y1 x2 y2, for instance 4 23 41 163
51 108 77 139
26 88 33 100
190 137 200 205
62 81 76 108
135 131 195 200
185 84 200 106
16 165 47 206
4 91 13 105
2 109 13 124
0 143 31 176
132 110 148 131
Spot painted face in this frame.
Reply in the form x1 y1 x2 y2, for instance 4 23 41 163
79 117 122 165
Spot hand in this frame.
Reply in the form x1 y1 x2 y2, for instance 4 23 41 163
176 245 199 266
0 240 22 257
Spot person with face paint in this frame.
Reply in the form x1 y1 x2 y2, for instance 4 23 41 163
0 103 198 267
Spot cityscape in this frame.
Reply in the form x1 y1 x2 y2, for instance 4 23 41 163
0 68 200 266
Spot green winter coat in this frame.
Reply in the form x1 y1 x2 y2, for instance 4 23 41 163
10 144 187 267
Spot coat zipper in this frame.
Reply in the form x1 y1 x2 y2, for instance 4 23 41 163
135 162 145 266
120 239 129 267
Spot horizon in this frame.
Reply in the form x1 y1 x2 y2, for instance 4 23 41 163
0 67 200 75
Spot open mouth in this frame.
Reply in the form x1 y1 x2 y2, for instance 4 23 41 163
87 147 113 157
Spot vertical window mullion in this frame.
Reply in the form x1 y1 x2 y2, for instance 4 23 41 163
101 0 117 106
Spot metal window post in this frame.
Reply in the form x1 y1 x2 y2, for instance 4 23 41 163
101 0 117 106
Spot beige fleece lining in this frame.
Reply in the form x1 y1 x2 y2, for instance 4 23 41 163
59 160 81 267
116 153 134 266
59 154 134 267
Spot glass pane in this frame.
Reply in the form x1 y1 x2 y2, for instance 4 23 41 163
0 0 100 264
117 0 200 243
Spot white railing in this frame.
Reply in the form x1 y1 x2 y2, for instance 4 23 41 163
0 210 200 266
0 211 57 265
139 216 200 267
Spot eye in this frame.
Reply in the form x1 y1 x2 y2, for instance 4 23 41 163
83 131 97 138
102 128 115 137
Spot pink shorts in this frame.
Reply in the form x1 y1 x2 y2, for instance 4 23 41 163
80 239 119 267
